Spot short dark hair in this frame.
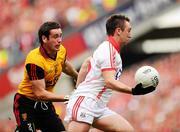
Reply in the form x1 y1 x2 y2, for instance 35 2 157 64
106 14 130 36
38 21 61 44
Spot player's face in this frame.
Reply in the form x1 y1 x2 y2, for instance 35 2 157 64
47 28 62 52
120 21 131 44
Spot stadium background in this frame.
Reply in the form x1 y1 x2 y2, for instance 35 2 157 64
0 0 180 131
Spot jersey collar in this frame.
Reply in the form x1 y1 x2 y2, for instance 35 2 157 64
107 36 120 52
39 45 57 60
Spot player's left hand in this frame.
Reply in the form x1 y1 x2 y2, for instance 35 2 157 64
132 83 156 95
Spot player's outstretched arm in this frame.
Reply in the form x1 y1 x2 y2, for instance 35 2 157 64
26 63 69 102
31 79 69 102
102 70 155 95
102 70 132 94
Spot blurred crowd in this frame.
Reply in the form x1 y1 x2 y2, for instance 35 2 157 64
0 52 179 132
0 0 125 72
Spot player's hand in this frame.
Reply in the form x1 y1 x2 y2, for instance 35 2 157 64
63 95 70 104
63 90 76 104
132 83 156 95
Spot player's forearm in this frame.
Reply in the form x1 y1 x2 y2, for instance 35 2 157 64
76 57 91 87
63 62 78 80
33 90 67 102
76 62 89 87
65 68 78 80
105 79 132 94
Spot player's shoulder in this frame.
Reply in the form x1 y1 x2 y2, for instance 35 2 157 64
99 40 110 47
60 44 66 50
93 41 109 59
58 44 66 53
96 40 110 52
57 44 67 57
26 47 41 58
25 47 44 64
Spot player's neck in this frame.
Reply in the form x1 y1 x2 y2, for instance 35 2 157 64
107 36 121 52
113 36 122 46
41 45 57 60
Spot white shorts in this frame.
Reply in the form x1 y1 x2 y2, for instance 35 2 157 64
64 96 117 124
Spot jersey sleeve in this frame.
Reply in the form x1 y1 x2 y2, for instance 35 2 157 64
94 42 116 71
26 63 44 80
25 50 45 80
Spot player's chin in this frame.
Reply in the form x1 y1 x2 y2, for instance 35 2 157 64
55 48 60 51
124 41 129 45
125 40 130 44
126 37 131 43
54 46 60 51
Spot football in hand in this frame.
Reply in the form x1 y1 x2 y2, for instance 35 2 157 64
135 66 160 88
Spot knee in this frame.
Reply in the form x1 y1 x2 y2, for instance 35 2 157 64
128 126 134 132
123 124 134 132
115 123 134 132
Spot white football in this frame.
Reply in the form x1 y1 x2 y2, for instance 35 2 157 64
135 66 160 88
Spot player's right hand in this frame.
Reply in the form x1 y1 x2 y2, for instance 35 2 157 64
132 83 156 95
63 90 75 104
63 95 70 104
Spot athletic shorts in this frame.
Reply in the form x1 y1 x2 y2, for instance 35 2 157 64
13 93 65 132
64 96 116 124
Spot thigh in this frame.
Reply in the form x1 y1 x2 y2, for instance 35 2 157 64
65 96 95 124
36 114 65 132
93 114 134 132
34 103 65 132
68 121 91 132
13 93 36 131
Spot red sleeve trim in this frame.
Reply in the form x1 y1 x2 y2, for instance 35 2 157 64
101 68 115 72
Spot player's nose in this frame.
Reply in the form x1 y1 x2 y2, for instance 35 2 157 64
57 37 62 43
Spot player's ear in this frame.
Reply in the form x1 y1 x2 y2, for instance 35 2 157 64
42 35 47 43
116 27 122 36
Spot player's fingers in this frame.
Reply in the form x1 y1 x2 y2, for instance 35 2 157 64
144 86 156 94
63 101 69 105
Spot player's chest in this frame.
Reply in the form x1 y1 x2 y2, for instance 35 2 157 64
43 58 64 76
114 53 122 69
114 54 122 80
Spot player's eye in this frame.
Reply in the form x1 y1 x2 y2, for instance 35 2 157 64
52 34 62 39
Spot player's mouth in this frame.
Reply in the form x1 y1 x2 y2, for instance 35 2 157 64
55 45 60 50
